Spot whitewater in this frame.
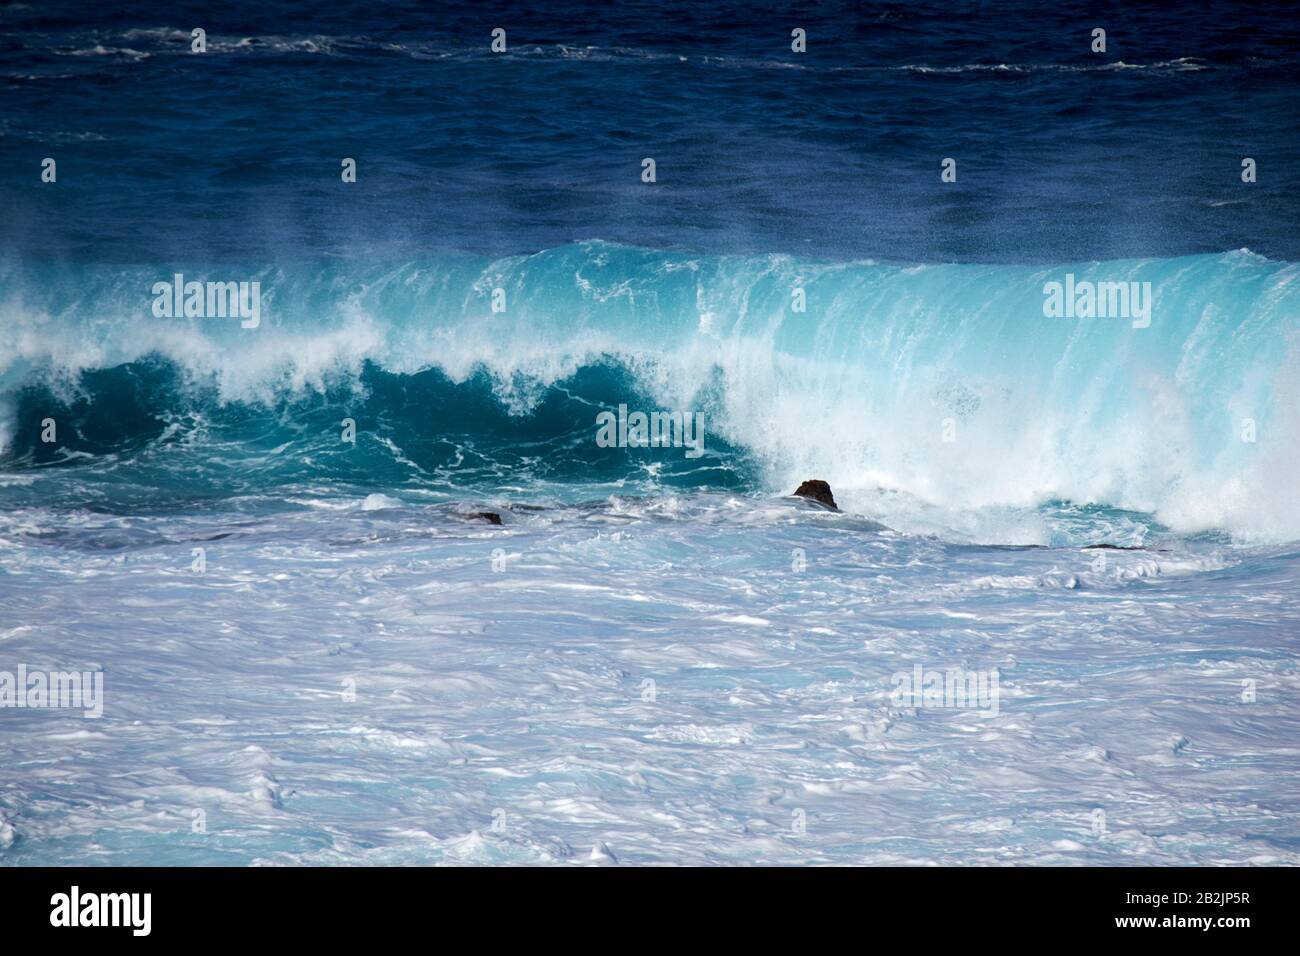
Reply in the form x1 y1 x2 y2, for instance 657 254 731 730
1 241 1298 864
4 242 1300 538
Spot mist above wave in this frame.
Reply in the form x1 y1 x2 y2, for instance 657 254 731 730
1 242 1297 543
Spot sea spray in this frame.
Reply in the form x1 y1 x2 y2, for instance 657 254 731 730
2 243 1297 541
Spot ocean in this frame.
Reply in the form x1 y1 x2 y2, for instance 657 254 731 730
1 0 1298 865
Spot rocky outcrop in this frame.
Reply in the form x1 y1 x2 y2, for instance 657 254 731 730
468 511 503 525
792 480 838 510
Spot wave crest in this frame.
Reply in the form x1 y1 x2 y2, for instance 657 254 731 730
2 242 1298 542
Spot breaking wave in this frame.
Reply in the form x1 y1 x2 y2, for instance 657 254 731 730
2 241 1297 542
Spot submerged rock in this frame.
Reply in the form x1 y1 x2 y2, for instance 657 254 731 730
468 511 503 525
792 480 838 510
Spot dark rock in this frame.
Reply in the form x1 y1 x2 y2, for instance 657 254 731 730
1083 544 1143 550
468 511 503 525
792 480 838 510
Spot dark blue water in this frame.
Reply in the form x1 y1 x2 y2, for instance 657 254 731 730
3 0 1298 264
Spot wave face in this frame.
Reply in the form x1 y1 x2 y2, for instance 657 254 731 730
2 242 1297 543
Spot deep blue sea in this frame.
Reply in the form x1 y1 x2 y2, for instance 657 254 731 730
1 0 1298 865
